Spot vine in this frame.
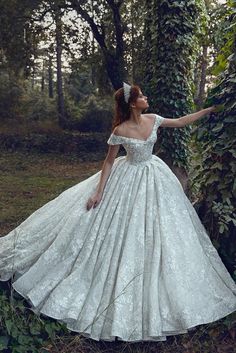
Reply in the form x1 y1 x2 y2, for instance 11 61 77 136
143 0 208 170
192 0 236 278
0 286 67 352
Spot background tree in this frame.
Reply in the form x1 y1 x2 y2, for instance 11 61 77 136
0 0 42 119
192 0 236 278
194 0 230 109
142 0 208 193
68 0 127 89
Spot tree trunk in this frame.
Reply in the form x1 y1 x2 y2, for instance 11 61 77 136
130 0 135 81
104 52 126 90
41 59 45 92
143 0 202 194
70 0 126 90
48 54 54 98
195 44 208 109
31 67 35 89
54 6 66 128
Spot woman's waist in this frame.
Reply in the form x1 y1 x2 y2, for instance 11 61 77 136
125 154 154 166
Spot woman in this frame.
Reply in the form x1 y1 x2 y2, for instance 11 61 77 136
87 83 216 210
0 83 235 343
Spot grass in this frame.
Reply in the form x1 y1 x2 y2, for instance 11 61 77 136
0 150 103 236
0 150 235 353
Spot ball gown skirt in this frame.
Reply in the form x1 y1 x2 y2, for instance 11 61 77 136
0 114 235 342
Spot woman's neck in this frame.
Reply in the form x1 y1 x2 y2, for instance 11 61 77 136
128 110 143 125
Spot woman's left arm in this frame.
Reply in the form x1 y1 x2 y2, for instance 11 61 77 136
161 106 217 128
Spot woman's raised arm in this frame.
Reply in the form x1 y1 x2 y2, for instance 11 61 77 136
160 106 217 128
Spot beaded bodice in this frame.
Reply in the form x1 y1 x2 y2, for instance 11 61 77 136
107 114 165 165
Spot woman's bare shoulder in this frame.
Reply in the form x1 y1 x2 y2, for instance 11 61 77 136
112 125 124 136
141 113 156 118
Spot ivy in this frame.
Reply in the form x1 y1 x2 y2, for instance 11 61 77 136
143 0 208 170
0 286 68 351
192 0 236 279
142 0 236 278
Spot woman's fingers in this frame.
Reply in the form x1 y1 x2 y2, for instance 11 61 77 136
86 195 101 210
86 197 93 210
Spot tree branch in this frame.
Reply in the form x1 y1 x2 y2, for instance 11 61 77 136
117 0 125 8
105 0 124 56
69 0 107 52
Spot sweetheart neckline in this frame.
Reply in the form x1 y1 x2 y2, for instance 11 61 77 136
111 115 157 143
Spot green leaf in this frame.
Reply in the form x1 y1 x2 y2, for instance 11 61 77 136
205 175 219 185
219 224 226 233
5 320 13 334
45 323 55 338
17 334 33 345
30 324 41 335
212 123 224 132
211 162 223 170
0 336 9 349
233 179 236 192
214 104 225 113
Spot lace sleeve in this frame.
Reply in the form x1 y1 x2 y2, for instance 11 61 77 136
155 114 165 128
107 133 122 145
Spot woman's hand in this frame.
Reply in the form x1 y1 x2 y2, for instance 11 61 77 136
86 191 103 211
206 105 218 113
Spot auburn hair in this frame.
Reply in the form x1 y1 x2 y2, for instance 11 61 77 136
111 84 141 132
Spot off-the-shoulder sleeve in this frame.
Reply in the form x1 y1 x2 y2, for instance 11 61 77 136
107 133 122 145
155 114 165 127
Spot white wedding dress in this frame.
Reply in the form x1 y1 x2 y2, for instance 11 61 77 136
0 114 235 342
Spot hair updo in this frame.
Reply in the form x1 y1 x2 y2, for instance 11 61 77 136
111 84 141 132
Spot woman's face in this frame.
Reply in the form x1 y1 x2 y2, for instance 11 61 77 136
132 90 149 110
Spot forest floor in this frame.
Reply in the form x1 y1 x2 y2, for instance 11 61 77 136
0 150 235 353
0 150 104 236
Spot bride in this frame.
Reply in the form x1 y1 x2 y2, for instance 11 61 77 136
86 82 216 210
0 82 235 342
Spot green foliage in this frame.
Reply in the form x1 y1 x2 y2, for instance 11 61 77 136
0 286 67 352
0 0 41 77
120 0 147 83
64 94 114 132
21 90 57 122
0 68 58 122
0 129 108 156
67 59 97 103
211 0 236 75
143 0 208 169
192 0 236 279
68 52 112 99
0 70 24 119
